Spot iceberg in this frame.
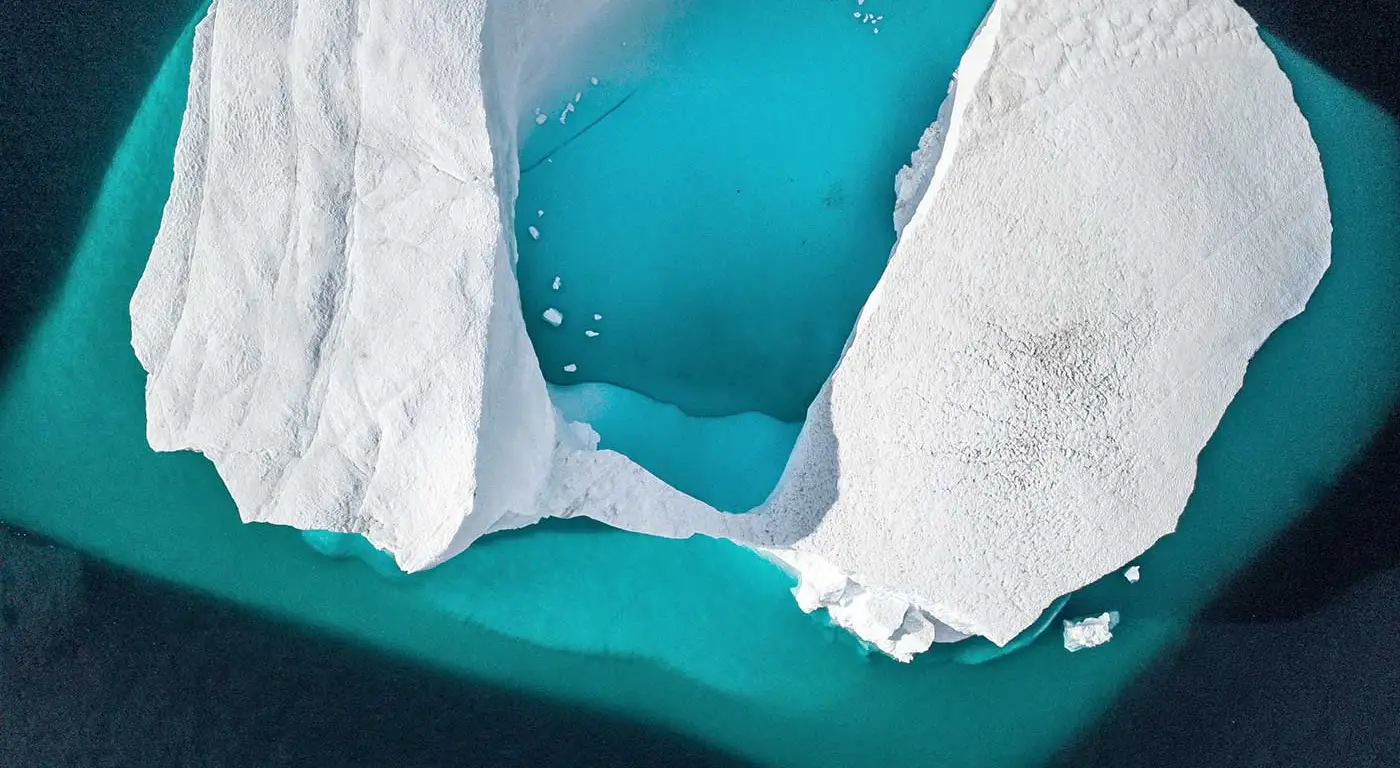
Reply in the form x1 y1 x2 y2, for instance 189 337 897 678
1062 611 1120 653
131 0 1330 659
746 0 1330 647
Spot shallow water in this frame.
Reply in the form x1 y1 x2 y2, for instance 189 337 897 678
0 2 1397 766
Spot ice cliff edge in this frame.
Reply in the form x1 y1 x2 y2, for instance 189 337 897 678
131 0 1330 657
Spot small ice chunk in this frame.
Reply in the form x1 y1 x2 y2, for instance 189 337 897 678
574 91 582 102
585 330 599 338
537 209 544 217
852 11 861 18
551 276 561 290
592 314 603 321
534 113 548 125
528 226 540 240
873 27 879 34
1062 612 1120 653
590 76 599 85
1124 566 1141 583
542 308 563 326
563 363 577 373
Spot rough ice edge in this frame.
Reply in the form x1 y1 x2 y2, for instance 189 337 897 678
892 65 958 235
719 0 1015 656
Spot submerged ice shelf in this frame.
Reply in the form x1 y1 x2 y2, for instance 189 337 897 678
131 0 1330 659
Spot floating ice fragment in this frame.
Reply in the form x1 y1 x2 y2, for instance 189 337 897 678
563 363 577 373
534 113 547 125
542 308 563 326
574 91 582 102
551 276 561 290
1063 612 1120 652
537 209 544 217
592 314 603 321
585 330 599 338
590 76 599 85
1124 566 1141 583
528 225 540 240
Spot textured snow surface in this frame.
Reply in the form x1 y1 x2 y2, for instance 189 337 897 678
133 0 1329 657
130 0 630 572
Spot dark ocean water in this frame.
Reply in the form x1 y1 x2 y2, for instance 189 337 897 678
1049 409 1400 767
0 0 197 381
1 0 1397 766
0 526 751 768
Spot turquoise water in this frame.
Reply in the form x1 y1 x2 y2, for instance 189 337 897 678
0 2 1397 766
549 383 800 512
517 0 987 421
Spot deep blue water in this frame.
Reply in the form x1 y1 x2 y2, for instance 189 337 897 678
1 1 1398 766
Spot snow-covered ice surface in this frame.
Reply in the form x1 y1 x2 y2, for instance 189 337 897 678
130 0 639 572
132 0 553 573
132 0 1330 658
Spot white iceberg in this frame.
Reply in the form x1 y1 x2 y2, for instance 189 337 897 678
1062 611 1120 652
131 0 1329 659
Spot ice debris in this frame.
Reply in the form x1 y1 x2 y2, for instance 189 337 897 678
1063 612 1120 652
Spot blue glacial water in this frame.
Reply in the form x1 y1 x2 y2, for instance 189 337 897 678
0 1 1396 766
